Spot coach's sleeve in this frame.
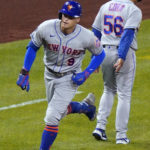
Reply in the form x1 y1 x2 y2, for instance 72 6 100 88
125 8 142 29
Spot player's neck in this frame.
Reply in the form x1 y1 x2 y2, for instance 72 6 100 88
61 26 76 35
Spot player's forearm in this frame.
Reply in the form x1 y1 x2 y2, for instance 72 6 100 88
71 50 105 86
23 41 39 71
85 49 105 74
118 29 135 60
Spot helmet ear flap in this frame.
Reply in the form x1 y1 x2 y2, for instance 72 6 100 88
59 13 62 19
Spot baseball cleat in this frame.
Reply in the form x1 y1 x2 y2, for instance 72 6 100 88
92 128 107 141
116 138 130 144
82 93 95 106
82 93 96 121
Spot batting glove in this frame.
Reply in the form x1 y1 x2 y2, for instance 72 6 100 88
16 68 30 92
71 71 90 86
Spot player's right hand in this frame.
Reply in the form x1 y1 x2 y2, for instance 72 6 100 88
71 71 90 86
16 68 30 92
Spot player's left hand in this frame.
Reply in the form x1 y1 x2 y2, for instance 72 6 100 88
71 71 90 86
16 68 30 92
114 58 124 72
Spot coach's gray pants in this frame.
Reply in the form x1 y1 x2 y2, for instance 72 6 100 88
96 46 136 139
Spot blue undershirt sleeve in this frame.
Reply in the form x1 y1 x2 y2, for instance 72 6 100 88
85 49 105 74
92 28 102 40
118 29 135 60
23 41 40 71
86 28 104 74
27 40 40 51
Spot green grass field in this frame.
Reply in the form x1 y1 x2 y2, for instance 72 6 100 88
0 19 150 150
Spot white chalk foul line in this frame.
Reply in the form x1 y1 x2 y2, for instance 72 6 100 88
0 98 46 111
0 91 83 111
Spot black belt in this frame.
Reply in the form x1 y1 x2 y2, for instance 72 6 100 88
103 45 119 49
46 66 74 78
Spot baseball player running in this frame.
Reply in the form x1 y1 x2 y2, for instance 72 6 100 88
91 0 142 144
16 1 105 149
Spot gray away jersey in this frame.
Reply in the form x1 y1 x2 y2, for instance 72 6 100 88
30 19 102 73
92 0 142 50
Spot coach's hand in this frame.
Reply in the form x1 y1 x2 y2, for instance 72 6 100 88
114 58 124 72
16 68 30 92
71 71 90 86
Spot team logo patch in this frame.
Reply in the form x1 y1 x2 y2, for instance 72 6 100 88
67 5 73 11
94 38 100 48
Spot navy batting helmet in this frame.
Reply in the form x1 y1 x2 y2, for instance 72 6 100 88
59 1 82 19
137 0 142 2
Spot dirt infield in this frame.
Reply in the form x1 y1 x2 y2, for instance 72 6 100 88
0 0 149 43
